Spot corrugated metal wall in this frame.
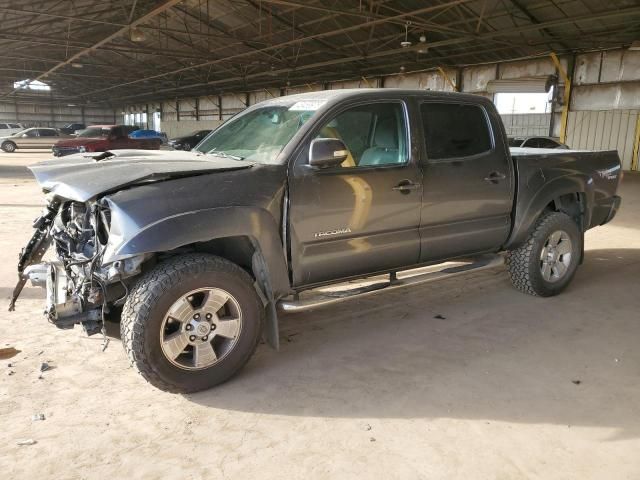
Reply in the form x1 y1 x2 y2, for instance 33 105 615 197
0 100 116 127
500 113 551 137
566 110 639 170
123 49 640 170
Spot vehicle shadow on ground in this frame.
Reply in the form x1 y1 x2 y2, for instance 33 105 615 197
188 248 640 438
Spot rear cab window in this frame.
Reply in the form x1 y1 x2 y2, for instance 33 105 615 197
420 102 493 160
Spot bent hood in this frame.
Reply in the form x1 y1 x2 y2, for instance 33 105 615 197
29 149 253 202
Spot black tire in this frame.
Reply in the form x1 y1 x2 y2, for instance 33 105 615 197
1 141 16 153
506 211 582 297
120 253 263 393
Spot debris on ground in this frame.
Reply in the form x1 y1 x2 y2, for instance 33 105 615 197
434 314 447 320
0 347 21 360
7 370 15 376
32 414 45 421
40 362 50 372
17 439 37 446
363 423 372 431
370 437 376 442
572 380 582 385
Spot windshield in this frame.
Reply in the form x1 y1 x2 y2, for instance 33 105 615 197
195 104 317 163
78 128 110 138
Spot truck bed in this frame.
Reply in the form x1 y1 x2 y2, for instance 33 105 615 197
507 147 622 248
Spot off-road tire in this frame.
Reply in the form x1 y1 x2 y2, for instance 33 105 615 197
120 254 263 393
506 211 582 297
1 141 16 153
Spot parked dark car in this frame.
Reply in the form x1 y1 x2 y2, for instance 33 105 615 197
11 90 622 393
168 129 212 150
51 125 159 156
59 123 86 135
509 136 569 149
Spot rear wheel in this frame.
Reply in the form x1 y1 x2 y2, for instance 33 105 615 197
1 141 16 153
506 211 582 297
120 254 263 393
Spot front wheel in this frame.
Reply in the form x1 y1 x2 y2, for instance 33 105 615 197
1 141 16 153
120 254 263 393
506 211 582 297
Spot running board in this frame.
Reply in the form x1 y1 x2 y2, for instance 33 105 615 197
277 254 504 313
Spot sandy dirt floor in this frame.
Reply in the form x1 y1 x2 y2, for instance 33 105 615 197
0 151 639 479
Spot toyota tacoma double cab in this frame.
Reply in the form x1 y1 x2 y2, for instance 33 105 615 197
10 89 622 393
51 125 160 157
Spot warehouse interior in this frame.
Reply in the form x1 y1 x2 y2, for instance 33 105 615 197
1 0 639 167
1 1 639 478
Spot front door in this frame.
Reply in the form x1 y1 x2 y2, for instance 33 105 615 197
418 101 514 262
16 129 40 148
288 100 422 287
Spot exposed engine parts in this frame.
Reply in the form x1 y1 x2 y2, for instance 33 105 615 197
9 198 147 336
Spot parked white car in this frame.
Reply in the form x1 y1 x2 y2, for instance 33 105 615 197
0 122 25 136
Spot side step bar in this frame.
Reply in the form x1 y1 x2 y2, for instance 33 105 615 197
277 254 504 313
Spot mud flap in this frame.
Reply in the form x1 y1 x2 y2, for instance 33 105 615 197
251 249 280 351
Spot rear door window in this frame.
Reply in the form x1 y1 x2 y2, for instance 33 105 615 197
420 102 493 160
0 124 7 129
38 129 58 137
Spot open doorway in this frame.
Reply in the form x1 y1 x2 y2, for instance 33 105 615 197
496 88 555 138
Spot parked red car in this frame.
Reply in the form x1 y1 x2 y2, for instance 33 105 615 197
52 125 162 157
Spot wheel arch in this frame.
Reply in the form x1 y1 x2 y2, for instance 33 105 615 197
504 174 593 250
105 207 291 350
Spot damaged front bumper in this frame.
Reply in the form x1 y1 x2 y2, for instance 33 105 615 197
22 261 102 333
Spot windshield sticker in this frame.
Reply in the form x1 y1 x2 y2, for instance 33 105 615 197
289 100 326 111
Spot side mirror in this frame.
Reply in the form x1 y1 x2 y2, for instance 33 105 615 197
309 138 349 168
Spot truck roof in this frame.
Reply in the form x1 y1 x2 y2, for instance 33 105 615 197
261 88 489 105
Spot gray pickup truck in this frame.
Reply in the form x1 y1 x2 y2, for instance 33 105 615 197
10 89 622 393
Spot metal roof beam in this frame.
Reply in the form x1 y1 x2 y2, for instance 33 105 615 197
81 3 640 99
0 0 185 99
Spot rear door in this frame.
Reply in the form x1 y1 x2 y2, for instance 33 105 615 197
108 126 131 149
418 101 513 262
288 100 422 287
35 128 59 147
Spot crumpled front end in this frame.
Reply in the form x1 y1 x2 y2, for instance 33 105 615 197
10 196 149 335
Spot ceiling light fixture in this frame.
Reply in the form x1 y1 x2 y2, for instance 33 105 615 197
417 34 428 54
129 27 146 42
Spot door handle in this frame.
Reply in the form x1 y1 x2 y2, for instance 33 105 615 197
484 171 506 184
392 180 421 194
